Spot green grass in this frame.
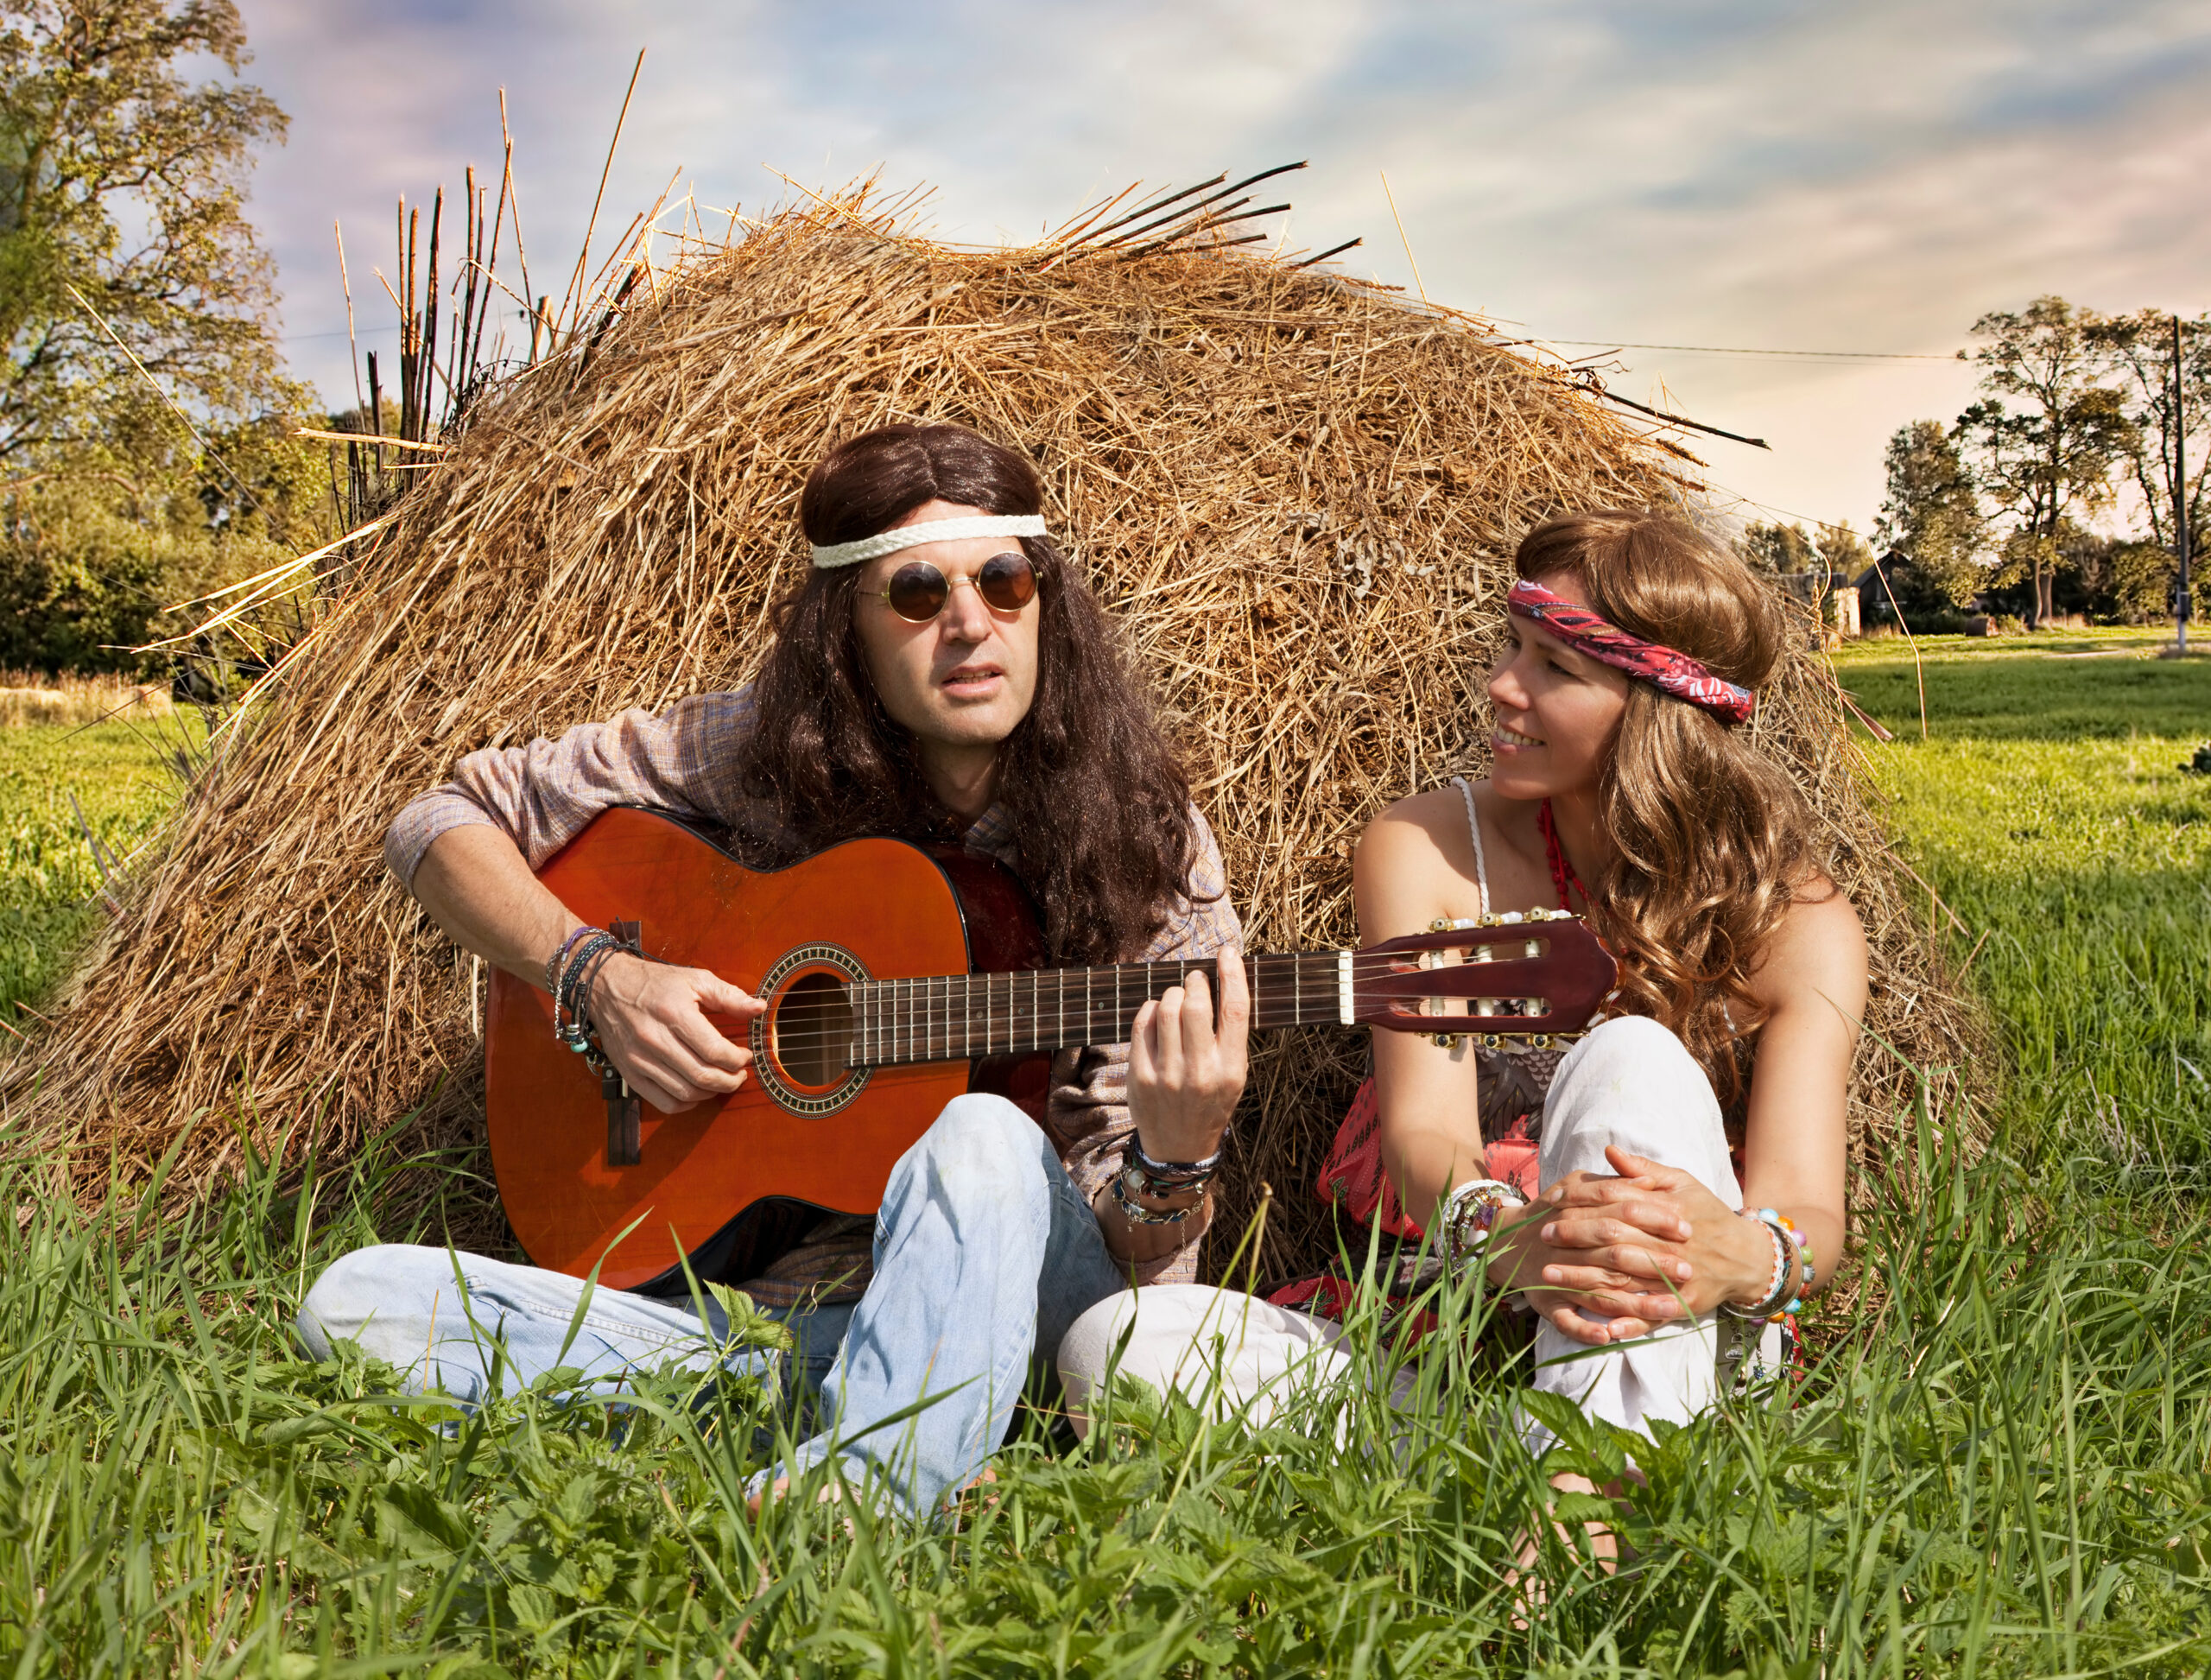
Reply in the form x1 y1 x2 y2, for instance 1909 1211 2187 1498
3 649 2209 1675
1834 631 2211 1170
0 719 182 1026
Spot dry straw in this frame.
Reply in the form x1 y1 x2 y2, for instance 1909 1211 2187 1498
6 186 1982 1282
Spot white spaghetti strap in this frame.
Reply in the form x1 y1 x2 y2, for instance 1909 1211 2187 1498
1450 775 1491 917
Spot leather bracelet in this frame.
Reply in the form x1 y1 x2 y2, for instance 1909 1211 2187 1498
1129 1127 1230 1180
1110 1165 1207 1226
544 925 599 998
553 931 619 1049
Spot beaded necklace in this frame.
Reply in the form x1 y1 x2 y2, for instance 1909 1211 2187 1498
1536 798 1587 912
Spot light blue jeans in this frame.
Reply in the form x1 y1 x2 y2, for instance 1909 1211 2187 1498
295 1094 1129 1515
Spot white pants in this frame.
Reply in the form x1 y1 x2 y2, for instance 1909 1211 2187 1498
1056 1016 1745 1448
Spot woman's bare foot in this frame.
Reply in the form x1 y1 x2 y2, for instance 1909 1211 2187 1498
1503 1471 1623 1626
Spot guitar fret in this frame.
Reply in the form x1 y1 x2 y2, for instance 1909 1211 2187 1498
835 946 1443 1068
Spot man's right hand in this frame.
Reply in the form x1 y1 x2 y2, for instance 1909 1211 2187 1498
408 825 766 1113
583 951 765 1113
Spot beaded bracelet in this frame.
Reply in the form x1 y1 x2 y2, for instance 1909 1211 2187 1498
1775 1214 1815 1316
1110 1164 1207 1225
1441 1178 1524 1270
1723 1208 1800 1321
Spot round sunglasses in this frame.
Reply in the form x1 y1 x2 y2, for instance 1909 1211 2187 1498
872 550 1038 624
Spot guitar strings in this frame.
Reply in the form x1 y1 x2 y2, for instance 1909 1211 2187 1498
752 946 1581 1057
758 948 1572 1045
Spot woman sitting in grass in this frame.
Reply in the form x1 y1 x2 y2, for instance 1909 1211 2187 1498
1060 508 1869 1490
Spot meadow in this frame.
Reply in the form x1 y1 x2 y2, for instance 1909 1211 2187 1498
0 635 2207 1677
0 717 187 1029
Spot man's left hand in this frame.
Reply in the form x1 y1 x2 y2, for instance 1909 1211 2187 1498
1128 950 1250 1163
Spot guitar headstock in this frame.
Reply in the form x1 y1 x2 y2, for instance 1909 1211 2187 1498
1353 910 1618 1043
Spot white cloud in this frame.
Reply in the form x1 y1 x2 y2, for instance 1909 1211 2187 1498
236 0 2211 533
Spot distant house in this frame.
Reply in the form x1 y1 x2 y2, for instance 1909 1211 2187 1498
1850 551 1907 612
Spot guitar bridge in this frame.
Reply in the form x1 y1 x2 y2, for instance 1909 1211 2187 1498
606 918 642 1165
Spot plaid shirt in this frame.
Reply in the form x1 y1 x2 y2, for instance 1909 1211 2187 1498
386 688 1243 1306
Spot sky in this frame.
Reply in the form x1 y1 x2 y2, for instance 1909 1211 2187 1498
235 0 2211 539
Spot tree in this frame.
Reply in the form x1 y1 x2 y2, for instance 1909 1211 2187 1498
2087 309 2208 619
1736 520 1817 574
1954 296 2135 627
1874 419 1984 606
1 0 287 463
1814 519 1872 583
0 1 315 675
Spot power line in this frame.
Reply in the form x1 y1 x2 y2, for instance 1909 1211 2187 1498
1543 338 1959 362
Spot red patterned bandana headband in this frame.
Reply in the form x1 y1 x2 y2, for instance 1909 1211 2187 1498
1506 579 1757 725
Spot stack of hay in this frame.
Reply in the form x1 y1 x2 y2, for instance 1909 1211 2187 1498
6 189 1980 1282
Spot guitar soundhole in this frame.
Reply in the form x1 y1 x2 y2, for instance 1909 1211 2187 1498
773 971 853 1089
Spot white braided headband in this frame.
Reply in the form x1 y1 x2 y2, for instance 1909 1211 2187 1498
809 514 1048 570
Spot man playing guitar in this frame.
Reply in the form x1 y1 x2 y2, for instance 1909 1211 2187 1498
296 422 1252 1516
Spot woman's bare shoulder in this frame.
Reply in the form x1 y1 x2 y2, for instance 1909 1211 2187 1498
1353 784 1485 923
1366 784 1479 841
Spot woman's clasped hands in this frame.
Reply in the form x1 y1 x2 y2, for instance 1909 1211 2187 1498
1494 1143 1776 1345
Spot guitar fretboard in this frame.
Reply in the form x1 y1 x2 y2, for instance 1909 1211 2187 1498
842 952 1351 1068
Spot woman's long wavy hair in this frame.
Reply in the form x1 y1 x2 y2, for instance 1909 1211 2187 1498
735 423 1203 966
1516 510 1829 1110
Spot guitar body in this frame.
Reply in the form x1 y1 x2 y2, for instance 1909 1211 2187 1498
485 808 1048 1290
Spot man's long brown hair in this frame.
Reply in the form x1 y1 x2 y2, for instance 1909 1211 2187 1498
1517 510 1828 1108
735 423 1204 965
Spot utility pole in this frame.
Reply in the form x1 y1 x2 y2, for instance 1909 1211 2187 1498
2175 314 2192 654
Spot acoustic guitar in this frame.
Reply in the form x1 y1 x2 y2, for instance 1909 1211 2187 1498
485 807 1618 1289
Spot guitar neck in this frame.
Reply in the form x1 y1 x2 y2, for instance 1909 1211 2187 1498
848 952 1348 1068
